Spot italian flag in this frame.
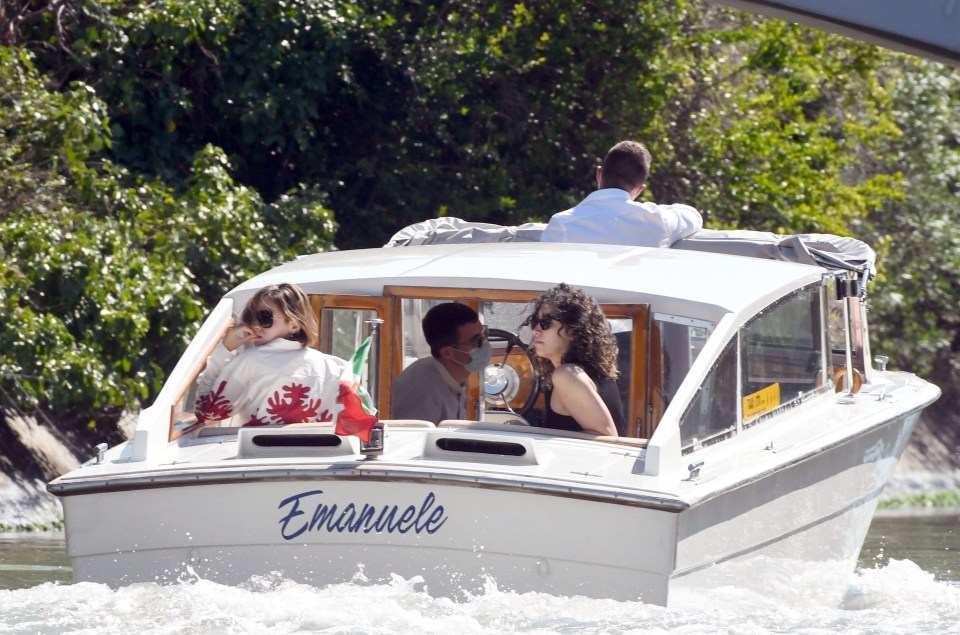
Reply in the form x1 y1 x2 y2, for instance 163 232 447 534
335 336 379 443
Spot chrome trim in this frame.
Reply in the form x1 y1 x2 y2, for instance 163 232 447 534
48 466 689 512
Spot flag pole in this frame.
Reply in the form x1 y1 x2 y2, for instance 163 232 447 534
365 318 384 411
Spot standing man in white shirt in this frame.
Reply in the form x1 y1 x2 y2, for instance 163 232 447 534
541 140 703 247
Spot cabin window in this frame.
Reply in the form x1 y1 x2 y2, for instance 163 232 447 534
609 318 635 429
740 285 825 425
396 297 540 422
320 308 380 358
319 307 381 406
652 315 710 414
678 337 738 451
385 288 647 433
399 299 447 369
399 298 533 360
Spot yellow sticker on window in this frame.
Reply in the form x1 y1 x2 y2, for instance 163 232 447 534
743 383 781 419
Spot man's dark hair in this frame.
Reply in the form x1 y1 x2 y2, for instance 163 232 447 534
599 140 651 191
422 302 479 358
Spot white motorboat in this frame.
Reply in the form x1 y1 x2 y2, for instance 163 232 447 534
47 224 940 606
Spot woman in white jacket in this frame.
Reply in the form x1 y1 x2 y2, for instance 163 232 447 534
194 283 362 428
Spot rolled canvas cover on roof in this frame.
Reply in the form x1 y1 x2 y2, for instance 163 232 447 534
672 229 876 276
384 217 545 246
384 218 876 277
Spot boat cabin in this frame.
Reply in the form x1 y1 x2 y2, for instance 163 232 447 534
161 228 877 465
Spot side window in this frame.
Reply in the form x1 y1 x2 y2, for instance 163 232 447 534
398 299 446 369
320 307 381 405
679 337 738 451
320 308 380 360
740 286 825 424
679 285 827 451
653 316 710 412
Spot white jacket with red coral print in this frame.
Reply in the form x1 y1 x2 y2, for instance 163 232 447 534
194 338 351 426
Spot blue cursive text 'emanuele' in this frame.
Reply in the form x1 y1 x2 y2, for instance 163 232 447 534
277 490 448 540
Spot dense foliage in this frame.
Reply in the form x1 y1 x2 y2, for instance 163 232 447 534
0 46 336 431
863 60 960 402
1 0 958 435
8 1 903 245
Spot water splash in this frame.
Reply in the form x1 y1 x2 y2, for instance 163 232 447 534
0 562 957 635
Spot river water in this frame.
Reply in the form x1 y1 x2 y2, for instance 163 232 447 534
1 512 958 634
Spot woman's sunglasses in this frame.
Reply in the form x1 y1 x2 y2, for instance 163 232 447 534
243 308 274 329
528 313 560 331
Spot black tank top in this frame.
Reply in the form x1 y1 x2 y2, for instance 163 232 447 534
543 374 627 435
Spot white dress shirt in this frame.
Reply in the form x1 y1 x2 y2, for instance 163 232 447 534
541 188 703 248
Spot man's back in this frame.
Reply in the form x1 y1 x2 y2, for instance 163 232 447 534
541 188 703 248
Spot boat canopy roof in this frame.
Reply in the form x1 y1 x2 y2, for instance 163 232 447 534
237 237 851 322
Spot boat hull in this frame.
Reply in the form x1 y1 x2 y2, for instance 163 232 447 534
61 475 679 603
672 404 922 604
58 404 922 605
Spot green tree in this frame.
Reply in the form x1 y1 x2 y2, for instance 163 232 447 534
640 4 903 234
0 47 336 433
12 1 905 246
863 58 960 406
55 0 677 247
59 2 903 244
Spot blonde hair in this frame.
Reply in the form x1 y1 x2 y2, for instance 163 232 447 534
242 283 318 348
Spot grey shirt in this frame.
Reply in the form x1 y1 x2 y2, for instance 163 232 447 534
392 356 466 423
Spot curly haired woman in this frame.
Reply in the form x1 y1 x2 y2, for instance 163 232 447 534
523 283 625 436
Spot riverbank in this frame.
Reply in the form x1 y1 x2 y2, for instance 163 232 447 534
2 403 958 531
882 398 960 505
0 409 134 531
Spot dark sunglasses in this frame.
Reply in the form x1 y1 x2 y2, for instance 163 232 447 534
460 328 489 349
528 313 560 331
243 307 274 329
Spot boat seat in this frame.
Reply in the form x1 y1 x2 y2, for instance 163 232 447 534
439 419 534 428
382 419 436 428
197 425 240 437
438 419 484 428
437 420 648 447
482 411 530 426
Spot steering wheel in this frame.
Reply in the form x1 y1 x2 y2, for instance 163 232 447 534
483 328 541 418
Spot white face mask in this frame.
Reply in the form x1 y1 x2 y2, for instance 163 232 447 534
453 339 493 373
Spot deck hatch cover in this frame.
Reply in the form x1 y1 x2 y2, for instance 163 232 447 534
435 438 526 456
237 426 361 458
424 431 539 465
252 434 342 448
